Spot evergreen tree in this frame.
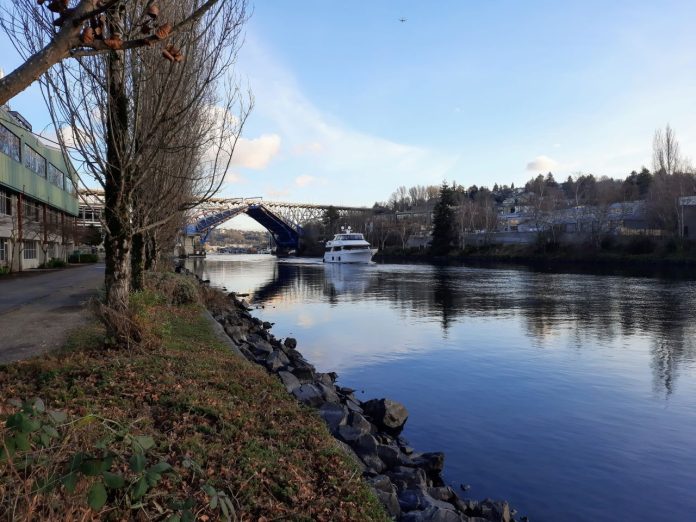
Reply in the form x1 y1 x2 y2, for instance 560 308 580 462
430 181 457 255
322 206 340 233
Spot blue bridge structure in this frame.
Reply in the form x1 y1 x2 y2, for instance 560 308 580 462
184 198 372 254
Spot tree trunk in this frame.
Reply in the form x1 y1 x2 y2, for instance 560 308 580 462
131 232 145 292
144 231 158 271
103 46 133 342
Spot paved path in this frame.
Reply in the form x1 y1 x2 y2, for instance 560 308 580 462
0 264 104 364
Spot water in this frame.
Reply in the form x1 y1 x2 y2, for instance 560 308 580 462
187 254 696 522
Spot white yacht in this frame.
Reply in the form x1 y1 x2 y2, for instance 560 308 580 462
323 228 377 263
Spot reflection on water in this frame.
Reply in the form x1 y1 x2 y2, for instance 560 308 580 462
188 255 696 521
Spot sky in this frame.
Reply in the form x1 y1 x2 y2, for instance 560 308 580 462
2 0 696 229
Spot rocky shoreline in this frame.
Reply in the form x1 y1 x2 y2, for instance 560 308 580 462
194 271 521 522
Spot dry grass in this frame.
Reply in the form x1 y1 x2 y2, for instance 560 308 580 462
0 291 388 521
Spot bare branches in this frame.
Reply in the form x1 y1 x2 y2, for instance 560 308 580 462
0 0 243 105
653 124 682 176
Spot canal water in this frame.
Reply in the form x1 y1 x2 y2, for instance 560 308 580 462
187 254 696 522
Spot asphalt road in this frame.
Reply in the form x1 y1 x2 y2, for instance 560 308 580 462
0 264 104 364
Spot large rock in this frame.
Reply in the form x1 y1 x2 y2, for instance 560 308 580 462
316 373 335 387
292 384 324 407
318 403 347 434
362 398 409 434
399 490 460 514
376 443 402 469
354 432 378 454
223 324 246 344
358 452 385 474
419 505 467 522
368 476 401 518
291 366 316 384
278 371 301 393
347 411 373 433
337 424 367 444
428 486 456 503
317 383 340 404
345 398 364 414
266 350 290 372
247 334 273 356
479 499 511 522
413 452 445 475
386 466 428 490
283 337 297 349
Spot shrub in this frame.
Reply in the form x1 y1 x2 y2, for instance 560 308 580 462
625 235 656 255
39 258 68 269
0 265 10 276
599 235 615 251
145 271 199 305
68 253 99 263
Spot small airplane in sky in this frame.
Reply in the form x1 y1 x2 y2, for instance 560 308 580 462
399 17 407 23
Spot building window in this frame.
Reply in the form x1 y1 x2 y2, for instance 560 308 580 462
22 199 40 222
0 238 6 261
64 174 75 194
48 163 64 188
23 240 37 260
0 123 21 162
23 144 46 178
0 190 11 216
79 207 102 222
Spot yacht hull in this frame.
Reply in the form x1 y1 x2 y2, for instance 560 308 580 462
323 249 377 264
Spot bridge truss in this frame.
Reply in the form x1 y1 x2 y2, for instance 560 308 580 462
186 198 373 251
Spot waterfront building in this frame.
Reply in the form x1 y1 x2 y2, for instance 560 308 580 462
0 106 79 271
679 196 696 238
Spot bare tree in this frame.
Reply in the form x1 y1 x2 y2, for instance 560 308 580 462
653 125 682 176
0 0 235 105
648 126 696 238
26 0 250 341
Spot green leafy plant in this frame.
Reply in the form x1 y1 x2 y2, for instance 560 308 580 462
2 399 175 514
201 484 237 521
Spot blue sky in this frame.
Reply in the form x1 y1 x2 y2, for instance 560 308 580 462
3 0 696 220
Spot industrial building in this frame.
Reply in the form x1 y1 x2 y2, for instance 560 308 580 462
0 106 79 271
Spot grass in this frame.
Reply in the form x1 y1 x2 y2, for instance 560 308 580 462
0 288 388 521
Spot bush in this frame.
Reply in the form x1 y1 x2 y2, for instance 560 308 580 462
625 235 656 255
600 235 615 251
39 258 67 269
144 271 199 305
68 253 99 263
0 265 10 276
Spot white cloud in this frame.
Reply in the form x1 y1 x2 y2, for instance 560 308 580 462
225 172 245 184
526 155 560 172
239 38 458 204
265 186 290 199
295 174 326 187
232 134 281 169
292 141 324 155
201 105 281 172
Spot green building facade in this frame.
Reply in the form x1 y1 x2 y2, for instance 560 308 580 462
0 106 79 271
